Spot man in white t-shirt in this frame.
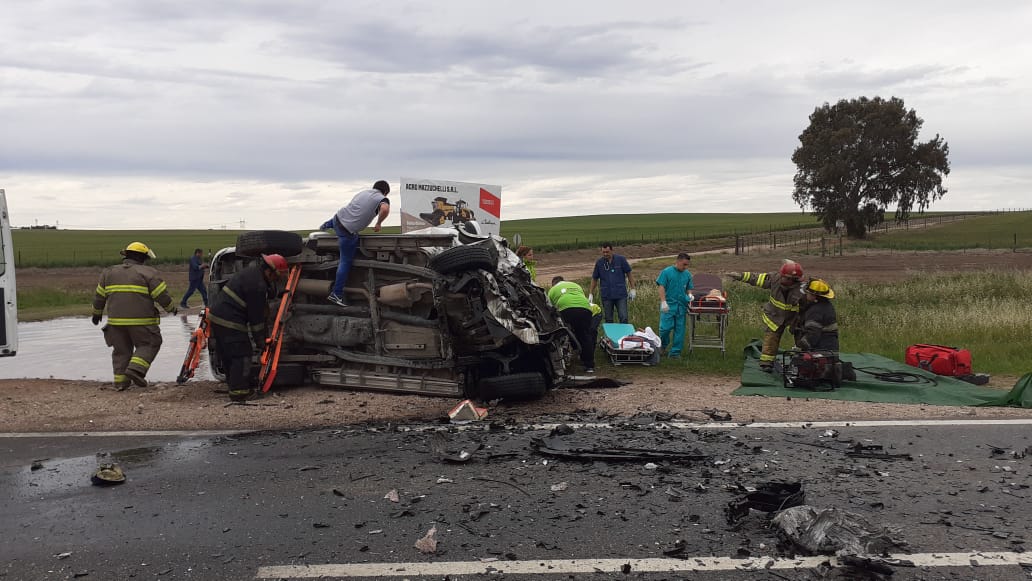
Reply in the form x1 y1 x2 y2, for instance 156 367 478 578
320 180 390 307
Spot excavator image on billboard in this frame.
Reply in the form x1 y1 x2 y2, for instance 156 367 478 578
419 197 476 226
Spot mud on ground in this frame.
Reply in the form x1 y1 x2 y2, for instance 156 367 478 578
8 247 1032 433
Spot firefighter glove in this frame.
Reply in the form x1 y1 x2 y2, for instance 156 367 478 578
686 293 694 303
727 272 742 281
628 289 637 300
169 305 178 316
91 314 102 326
660 300 669 313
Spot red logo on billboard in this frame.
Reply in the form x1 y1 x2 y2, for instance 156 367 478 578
479 188 501 218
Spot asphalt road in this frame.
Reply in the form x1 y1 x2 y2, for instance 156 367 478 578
3 420 1032 580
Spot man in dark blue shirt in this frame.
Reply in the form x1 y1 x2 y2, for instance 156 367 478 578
179 248 209 309
589 242 637 324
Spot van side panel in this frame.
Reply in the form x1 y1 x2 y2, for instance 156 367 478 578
0 188 17 356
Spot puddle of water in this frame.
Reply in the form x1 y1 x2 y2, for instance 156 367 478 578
0 314 214 382
6 439 212 498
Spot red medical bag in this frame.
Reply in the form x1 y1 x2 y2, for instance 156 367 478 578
905 344 973 376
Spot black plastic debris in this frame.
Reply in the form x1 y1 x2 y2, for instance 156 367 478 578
772 505 906 556
530 436 708 463
725 481 804 524
846 443 913 461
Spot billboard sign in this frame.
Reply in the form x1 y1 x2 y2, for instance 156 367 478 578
399 178 501 236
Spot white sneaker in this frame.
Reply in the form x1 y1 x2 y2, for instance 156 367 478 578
327 293 347 307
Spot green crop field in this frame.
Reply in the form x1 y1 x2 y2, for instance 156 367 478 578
12 210 993 268
501 212 821 252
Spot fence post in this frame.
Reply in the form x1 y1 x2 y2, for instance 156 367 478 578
820 237 826 257
1015 233 1018 253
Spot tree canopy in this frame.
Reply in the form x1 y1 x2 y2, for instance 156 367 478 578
791 96 950 238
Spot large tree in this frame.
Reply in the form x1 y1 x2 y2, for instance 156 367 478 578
791 96 950 238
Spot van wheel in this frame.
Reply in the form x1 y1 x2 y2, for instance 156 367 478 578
477 372 547 401
236 230 303 258
429 244 496 274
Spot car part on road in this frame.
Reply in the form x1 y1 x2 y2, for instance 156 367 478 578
725 481 805 524
531 435 709 462
205 228 572 401
91 463 126 486
772 505 906 556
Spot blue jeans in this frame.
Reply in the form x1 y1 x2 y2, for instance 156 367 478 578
659 302 687 357
181 279 209 306
332 230 360 296
602 297 628 324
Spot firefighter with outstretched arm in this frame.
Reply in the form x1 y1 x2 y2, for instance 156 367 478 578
727 260 805 372
207 254 288 401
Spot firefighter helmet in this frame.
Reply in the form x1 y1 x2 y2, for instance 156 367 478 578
805 278 835 299
262 253 288 276
121 241 156 259
779 261 803 280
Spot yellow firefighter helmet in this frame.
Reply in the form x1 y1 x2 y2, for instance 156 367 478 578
121 241 156 259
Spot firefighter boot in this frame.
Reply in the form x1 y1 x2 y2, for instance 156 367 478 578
228 389 258 402
125 368 148 388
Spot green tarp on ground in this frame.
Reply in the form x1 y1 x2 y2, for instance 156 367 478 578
733 340 1032 407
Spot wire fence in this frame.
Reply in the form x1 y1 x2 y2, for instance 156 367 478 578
732 211 1030 256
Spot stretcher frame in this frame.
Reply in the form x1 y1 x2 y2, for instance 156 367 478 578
599 323 656 366
687 274 730 356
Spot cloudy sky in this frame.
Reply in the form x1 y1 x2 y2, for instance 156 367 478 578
1 1 1030 230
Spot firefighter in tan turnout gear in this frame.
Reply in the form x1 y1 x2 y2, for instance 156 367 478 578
92 242 177 389
727 260 805 372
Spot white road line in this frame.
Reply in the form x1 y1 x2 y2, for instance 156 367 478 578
0 429 241 438
6 418 1032 439
256 551 1031 578
397 417 1032 433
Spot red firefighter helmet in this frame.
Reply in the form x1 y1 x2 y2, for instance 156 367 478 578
261 253 288 276
779 261 803 280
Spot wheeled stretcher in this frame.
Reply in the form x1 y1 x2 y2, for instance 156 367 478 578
687 273 730 355
599 323 660 366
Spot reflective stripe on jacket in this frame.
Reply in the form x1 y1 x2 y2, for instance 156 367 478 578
739 270 804 331
92 259 174 326
208 264 272 335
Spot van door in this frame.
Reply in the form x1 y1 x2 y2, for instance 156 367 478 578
0 189 17 356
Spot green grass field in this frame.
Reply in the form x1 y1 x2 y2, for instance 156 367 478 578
12 210 1013 268
501 212 820 252
572 264 1032 376
854 212 1032 251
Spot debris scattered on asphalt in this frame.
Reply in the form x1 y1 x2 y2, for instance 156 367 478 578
56 552 72 559
430 432 482 463
725 481 805 523
90 463 126 486
772 505 906 556
414 525 438 554
384 489 400 503
846 443 913 461
531 436 709 463
550 481 568 492
31 460 45 471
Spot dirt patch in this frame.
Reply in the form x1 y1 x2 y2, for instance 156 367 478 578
8 247 1032 433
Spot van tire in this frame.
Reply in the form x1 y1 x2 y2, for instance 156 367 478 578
477 372 548 401
236 230 303 258
429 244 496 274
